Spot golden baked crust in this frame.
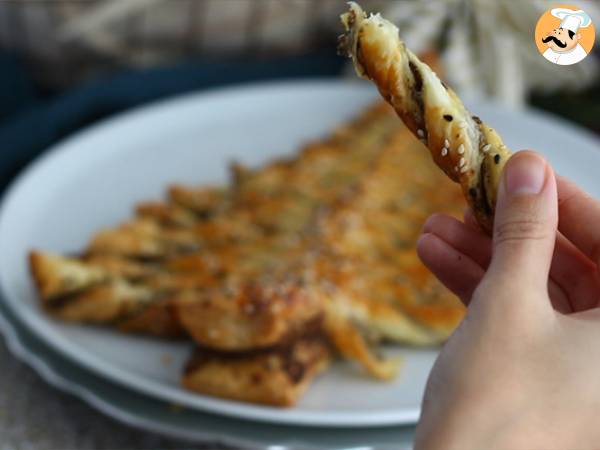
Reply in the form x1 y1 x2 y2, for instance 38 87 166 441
175 282 324 351
29 251 109 303
29 104 402 345
339 2 512 233
167 185 228 216
29 251 184 336
87 219 200 258
315 128 465 342
135 201 198 228
182 338 330 407
28 100 466 402
312 121 465 378
171 103 402 353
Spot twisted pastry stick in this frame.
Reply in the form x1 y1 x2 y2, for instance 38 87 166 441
339 2 512 233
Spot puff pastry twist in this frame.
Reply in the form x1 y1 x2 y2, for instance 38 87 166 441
340 2 512 233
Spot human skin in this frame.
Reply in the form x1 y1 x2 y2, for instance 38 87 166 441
414 151 600 449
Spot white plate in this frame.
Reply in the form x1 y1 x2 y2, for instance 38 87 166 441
1 80 599 428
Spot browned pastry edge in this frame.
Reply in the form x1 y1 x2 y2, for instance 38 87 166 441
182 337 330 407
174 282 325 351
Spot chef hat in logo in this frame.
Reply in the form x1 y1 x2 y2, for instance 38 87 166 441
551 8 592 33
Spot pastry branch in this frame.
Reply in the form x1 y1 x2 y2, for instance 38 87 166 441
339 2 512 233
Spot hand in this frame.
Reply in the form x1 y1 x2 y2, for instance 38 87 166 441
414 151 600 450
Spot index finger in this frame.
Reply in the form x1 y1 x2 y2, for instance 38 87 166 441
557 175 600 266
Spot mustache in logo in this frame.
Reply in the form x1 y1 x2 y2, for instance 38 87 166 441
542 35 567 48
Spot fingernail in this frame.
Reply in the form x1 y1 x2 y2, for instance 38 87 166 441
505 153 546 195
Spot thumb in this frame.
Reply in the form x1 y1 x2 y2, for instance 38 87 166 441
484 151 558 292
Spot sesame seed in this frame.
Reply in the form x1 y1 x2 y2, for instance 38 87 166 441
482 144 491 153
457 144 465 155
454 166 458 172
458 121 467 129
459 157 466 167
444 139 450 148
441 148 448 156
417 129 424 137
460 165 469 173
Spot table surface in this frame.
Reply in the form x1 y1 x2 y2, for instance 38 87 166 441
0 335 234 450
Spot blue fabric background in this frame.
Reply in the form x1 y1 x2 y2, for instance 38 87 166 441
0 51 344 193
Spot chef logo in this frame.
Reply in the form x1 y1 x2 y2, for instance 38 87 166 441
535 5 595 65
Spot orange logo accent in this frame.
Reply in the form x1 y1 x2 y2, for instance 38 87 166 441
534 4 595 65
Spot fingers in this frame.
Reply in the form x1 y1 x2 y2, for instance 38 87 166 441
424 213 491 268
420 153 599 315
485 151 558 294
416 233 484 304
550 233 600 311
557 175 600 267
463 208 482 231
424 213 600 312
420 214 572 312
